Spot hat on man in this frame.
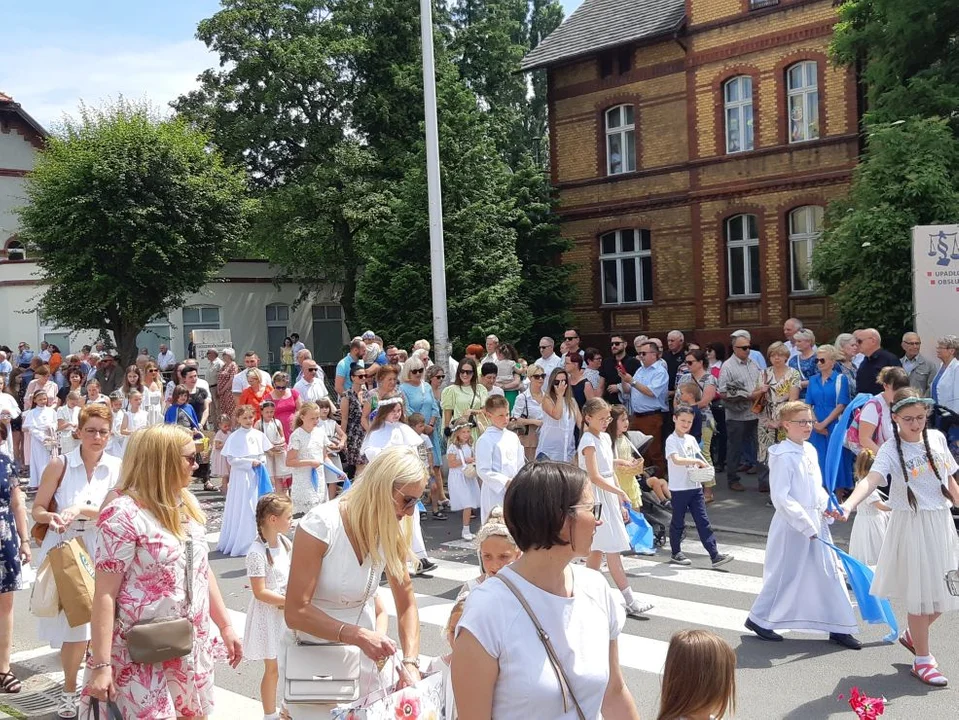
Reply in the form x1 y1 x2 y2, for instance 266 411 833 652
361 330 376 341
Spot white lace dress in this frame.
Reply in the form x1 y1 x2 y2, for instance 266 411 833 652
244 537 291 661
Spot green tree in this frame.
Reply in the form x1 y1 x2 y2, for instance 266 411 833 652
18 100 249 364
811 118 959 339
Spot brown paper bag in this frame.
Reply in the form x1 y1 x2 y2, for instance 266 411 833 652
48 537 96 628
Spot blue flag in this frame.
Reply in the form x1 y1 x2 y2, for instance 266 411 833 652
341 476 352 491
823 393 872 512
818 538 898 642
416 500 427 514
625 506 654 553
254 464 273 497
310 467 320 492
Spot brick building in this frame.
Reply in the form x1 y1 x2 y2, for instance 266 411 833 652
523 0 859 349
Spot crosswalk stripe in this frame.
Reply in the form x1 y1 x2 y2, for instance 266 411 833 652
622 556 764 594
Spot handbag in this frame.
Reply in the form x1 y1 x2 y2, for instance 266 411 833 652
85 697 124 720
29 556 59 618
30 461 67 545
283 563 377 704
126 540 195 664
750 370 769 415
494 573 586 720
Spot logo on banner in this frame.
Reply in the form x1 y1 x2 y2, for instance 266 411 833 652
928 230 959 267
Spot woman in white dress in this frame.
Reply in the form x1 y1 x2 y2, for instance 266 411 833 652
140 363 165 426
56 392 81 457
0 376 21 461
23 391 58 490
841 388 959 687
117 390 148 458
218 404 272 558
536 368 580 462
579 398 652 617
281 446 425 719
285 402 330 516
510 363 546 463
452 461 640 720
30 404 122 718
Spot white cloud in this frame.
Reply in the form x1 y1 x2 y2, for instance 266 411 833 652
0 39 219 131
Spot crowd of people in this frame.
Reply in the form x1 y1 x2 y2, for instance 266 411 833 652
0 318 955 719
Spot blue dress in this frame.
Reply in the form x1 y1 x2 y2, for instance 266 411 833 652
0 454 23 594
788 354 819 399
806 370 852 490
400 382 440 465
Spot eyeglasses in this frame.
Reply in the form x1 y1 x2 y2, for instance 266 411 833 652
530 373 546 380
785 419 814 426
816 358 828 364
392 488 421 511
571 502 602 520
611 341 625 347
305 368 318 373
897 414 927 425
411 368 424 375
564 335 578 341
182 452 198 464
82 428 111 437
553 379 567 386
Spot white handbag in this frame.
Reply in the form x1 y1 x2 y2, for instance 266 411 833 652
685 444 715 486
29 557 59 618
283 565 376 704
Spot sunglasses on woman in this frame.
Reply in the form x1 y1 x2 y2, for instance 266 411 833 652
411 368 424 375
553 378 566 386
392 488 421 511
460 369 474 376
530 373 545 380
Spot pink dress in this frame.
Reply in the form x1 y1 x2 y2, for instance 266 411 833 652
272 389 300 440
84 495 217 719
210 430 230 478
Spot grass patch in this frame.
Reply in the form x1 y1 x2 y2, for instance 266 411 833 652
0 703 26 719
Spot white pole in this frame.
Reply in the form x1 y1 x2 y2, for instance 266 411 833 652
419 0 450 376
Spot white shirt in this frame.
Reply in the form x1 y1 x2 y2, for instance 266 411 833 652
38 349 52 362
474 426 523 523
457 564 625 720
666 432 704 491
536 352 563 379
157 350 176 371
232 368 272 394
294 374 329 403
870 429 957 511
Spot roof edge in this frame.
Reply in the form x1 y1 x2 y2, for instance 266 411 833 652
0 97 49 139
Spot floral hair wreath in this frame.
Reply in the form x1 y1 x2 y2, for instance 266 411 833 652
891 396 934 413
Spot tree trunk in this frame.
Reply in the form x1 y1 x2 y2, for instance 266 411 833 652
113 323 141 368
337 217 359 336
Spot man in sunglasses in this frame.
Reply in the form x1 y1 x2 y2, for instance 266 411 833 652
294 358 330 402
601 334 640 405
536 336 563 378
718 334 763 492
619 341 669 475
563 328 584 357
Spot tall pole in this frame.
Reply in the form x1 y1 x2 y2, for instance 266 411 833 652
420 0 450 375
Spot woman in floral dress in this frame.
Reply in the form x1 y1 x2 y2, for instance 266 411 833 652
339 362 369 477
217 350 239 422
83 425 242 719
0 437 31 695
755 342 801 489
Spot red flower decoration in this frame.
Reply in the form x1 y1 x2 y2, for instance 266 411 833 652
847 687 885 718
394 690 421 719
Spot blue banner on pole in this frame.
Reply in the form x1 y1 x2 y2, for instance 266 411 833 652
625 506 655 553
818 538 898 642
824 393 872 513
310 467 320 492
255 464 273 498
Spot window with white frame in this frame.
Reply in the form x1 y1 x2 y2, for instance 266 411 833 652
789 206 824 293
600 229 652 304
182 306 220 356
787 61 819 143
726 214 761 297
605 105 636 175
724 76 754 153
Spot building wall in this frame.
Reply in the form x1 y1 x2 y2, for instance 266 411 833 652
547 0 856 349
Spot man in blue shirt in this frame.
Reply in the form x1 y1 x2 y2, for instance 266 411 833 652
620 340 669 476
335 337 366 396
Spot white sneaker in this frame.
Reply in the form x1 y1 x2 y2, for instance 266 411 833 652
625 598 654 617
461 527 474 541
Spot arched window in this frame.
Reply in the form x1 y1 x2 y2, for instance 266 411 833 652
5 239 25 261
787 61 819 143
789 206 824 292
599 229 652 304
605 105 636 175
724 76 754 153
726 214 760 297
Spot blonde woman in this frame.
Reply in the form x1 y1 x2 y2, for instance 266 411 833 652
84 425 241 719
536 367 582 462
510 362 546 463
282 446 425 719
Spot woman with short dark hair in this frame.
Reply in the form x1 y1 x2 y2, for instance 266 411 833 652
452 462 639 720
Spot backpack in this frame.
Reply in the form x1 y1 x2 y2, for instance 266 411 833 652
844 398 882 455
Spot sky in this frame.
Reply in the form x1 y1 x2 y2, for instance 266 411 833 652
1 0 583 131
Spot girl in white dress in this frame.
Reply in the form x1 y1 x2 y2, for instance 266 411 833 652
117 391 148 459
446 419 479 540
218 404 272 558
847 474 890 568
211 415 232 485
245 494 293 720
56 392 81 457
285 402 330 516
536 367 581 462
841 388 959 687
578 398 653 617
106 393 125 458
141 364 164 426
257 401 291 496
84 380 109 407
317 398 346 499
23 391 58 489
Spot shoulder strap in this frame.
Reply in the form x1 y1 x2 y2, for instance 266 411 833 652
494 573 586 720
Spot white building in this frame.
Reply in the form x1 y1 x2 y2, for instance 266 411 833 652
1 92 348 366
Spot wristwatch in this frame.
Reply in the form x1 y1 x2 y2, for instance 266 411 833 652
401 657 421 669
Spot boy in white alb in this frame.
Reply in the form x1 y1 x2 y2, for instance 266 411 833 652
474 395 524 523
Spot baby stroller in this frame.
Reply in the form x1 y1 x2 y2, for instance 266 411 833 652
930 404 959 536
624 431 672 548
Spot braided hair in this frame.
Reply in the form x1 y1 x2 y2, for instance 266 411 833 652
890 388 951 510
255 493 293 566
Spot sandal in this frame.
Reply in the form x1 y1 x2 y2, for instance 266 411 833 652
0 671 21 694
57 691 78 718
899 630 915 655
432 511 448 521
912 661 948 687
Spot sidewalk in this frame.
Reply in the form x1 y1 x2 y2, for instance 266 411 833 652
684 470 852 546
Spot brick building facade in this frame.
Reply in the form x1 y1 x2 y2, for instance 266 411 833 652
523 0 859 349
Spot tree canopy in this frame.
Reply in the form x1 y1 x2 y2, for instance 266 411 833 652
18 100 249 364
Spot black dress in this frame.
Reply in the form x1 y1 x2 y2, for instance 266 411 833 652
571 379 589 411
0 455 22 593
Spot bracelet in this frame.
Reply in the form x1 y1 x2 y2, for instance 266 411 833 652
88 662 111 670
401 657 420 669
336 623 347 642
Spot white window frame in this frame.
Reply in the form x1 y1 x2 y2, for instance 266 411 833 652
789 206 824 293
726 214 761 298
599 229 652 305
605 105 636 175
787 61 820 143
724 76 754 154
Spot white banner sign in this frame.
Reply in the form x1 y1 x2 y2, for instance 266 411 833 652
912 225 959 362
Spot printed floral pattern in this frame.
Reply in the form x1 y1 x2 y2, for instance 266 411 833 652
0 455 22 593
82 495 215 719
